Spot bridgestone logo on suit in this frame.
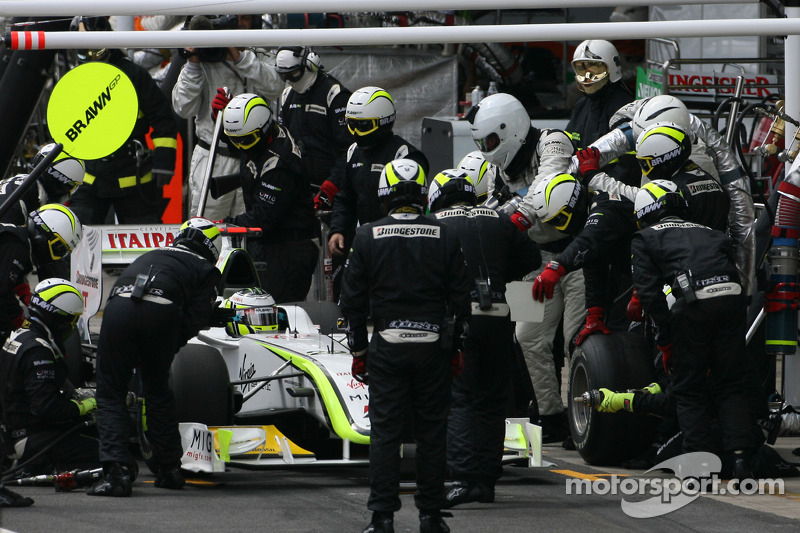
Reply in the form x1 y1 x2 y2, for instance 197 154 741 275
373 225 441 239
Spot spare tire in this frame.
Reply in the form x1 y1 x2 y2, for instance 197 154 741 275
568 332 657 466
170 343 233 426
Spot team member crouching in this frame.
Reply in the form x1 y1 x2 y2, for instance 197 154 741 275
629 180 765 479
0 279 97 475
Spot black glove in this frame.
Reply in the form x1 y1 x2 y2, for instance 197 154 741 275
152 169 173 188
491 184 512 206
454 320 469 352
346 323 369 355
210 306 236 328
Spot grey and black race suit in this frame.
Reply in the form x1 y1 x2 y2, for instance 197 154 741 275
95 244 220 472
339 212 471 515
493 127 584 418
555 191 637 324
575 101 755 294
631 218 764 455
277 71 352 188
433 205 540 486
0 322 98 472
172 48 283 219
225 126 319 303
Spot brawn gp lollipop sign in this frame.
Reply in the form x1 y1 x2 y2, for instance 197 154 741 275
46 61 138 160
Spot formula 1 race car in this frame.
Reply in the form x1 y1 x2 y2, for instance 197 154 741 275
70 223 544 472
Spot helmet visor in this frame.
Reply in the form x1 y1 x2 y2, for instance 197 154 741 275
277 68 304 83
346 118 379 136
47 233 72 261
238 306 279 330
475 132 501 153
637 156 657 177
227 130 261 150
544 206 573 232
573 61 608 83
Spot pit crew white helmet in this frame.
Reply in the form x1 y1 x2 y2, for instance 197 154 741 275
531 173 588 235
572 40 622 93
29 203 83 262
634 179 686 229
223 93 274 150
378 158 427 213
635 122 692 181
631 95 690 140
174 217 221 263
457 150 496 202
222 287 279 336
345 86 396 137
275 46 320 93
32 143 85 203
427 169 476 213
29 277 84 337
469 93 530 171
276 46 320 77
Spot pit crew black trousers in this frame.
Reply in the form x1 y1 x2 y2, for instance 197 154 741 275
367 334 450 514
16 428 100 474
669 294 765 454
95 297 183 469
447 314 513 486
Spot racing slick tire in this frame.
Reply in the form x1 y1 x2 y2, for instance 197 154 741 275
170 343 234 426
567 332 657 466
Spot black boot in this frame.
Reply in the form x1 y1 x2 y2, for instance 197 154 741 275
155 467 185 490
86 462 133 497
361 511 394 533
419 511 450 533
538 411 570 444
443 480 494 508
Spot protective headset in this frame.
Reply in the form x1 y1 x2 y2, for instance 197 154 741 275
278 46 319 72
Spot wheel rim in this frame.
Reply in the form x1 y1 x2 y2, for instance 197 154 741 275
571 362 592 436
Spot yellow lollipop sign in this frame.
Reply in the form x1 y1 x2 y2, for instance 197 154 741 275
47 62 138 161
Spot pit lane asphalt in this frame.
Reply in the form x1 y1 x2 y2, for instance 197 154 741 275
6 275 797 531
2 437 799 533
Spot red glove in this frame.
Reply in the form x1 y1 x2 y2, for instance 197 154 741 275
451 350 465 378
351 353 368 383
13 282 31 305
575 306 610 346
626 288 644 322
510 211 532 232
12 311 25 329
659 344 673 375
576 147 601 178
314 180 340 211
532 262 566 301
211 87 231 121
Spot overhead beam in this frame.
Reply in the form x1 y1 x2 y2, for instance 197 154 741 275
0 0 760 17
6 19 799 50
